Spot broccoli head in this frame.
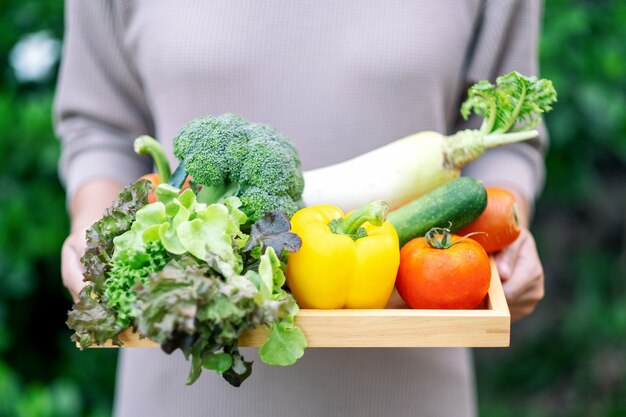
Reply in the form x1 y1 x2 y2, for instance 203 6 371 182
172 114 304 222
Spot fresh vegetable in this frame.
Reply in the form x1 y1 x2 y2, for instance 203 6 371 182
171 114 305 222
134 135 172 183
67 180 153 346
396 226 491 310
285 201 400 309
69 114 308 387
104 240 168 327
302 72 557 211
388 177 487 247
139 173 193 204
139 173 160 203
458 187 521 253
67 180 306 387
135 136 191 203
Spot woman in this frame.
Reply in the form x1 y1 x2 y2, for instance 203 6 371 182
56 1 545 416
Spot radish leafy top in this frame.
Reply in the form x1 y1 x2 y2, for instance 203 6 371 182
460 71 557 135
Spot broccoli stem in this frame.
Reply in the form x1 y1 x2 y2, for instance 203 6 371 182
134 136 172 183
196 182 240 205
330 200 389 237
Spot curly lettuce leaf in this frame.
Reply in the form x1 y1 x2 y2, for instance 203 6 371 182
81 180 152 292
67 180 152 347
177 204 236 265
111 201 168 256
133 257 212 343
104 240 169 327
69 179 307 385
121 185 247 272
133 256 262 387
66 285 126 348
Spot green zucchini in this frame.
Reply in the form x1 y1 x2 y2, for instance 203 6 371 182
387 177 487 246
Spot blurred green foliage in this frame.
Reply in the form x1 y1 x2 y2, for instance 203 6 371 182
475 1 626 417
0 2 116 417
0 0 624 416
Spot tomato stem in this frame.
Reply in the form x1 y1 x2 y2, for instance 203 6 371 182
425 225 486 249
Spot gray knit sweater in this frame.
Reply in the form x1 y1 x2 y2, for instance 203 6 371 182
55 1 545 416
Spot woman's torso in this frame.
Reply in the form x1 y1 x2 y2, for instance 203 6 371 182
113 1 482 416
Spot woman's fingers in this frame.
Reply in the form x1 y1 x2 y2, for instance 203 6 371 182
495 229 545 321
61 233 87 303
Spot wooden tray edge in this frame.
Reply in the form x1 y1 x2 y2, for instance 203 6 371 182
83 258 510 348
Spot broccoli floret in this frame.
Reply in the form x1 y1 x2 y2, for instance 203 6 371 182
172 114 304 222
243 123 301 165
238 186 301 222
173 115 248 185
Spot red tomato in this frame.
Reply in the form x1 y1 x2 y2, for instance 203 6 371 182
396 230 491 310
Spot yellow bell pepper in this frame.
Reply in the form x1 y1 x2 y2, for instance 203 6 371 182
285 201 400 309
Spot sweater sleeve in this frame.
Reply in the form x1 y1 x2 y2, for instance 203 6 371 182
54 0 154 200
457 0 548 210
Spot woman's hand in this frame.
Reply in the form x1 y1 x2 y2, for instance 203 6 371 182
495 228 544 321
492 186 545 322
61 178 125 303
61 228 89 303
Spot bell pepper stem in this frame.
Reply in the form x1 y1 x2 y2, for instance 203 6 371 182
332 200 389 236
134 135 172 184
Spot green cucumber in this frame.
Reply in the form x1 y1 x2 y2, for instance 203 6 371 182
387 177 487 246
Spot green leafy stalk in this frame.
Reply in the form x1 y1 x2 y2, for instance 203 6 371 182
134 136 172 183
447 71 557 168
461 72 557 135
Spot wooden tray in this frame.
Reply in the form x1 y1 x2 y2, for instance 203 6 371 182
91 258 510 348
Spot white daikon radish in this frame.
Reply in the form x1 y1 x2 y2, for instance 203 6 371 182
303 71 557 211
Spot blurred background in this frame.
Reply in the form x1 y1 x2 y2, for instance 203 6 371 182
0 1 624 416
